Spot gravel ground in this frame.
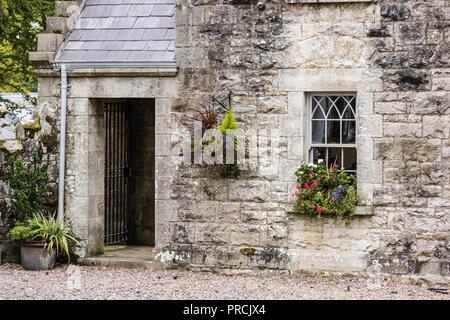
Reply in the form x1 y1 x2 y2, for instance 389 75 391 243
0 264 448 300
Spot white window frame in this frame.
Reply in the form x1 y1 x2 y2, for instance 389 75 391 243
306 92 357 174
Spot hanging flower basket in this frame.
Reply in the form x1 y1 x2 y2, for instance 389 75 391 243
181 106 242 177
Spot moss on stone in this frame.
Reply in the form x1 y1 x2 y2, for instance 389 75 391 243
0 139 24 156
22 113 41 132
39 133 58 153
0 199 7 211
240 248 256 256
0 108 8 118
45 115 56 128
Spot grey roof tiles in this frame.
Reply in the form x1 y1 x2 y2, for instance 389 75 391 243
57 0 175 65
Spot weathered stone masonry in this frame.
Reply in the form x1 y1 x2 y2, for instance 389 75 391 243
0 0 448 283
154 0 449 282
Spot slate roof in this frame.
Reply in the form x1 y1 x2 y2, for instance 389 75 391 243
56 0 175 66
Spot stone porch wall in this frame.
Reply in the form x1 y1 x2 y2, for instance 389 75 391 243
63 76 175 257
153 0 449 283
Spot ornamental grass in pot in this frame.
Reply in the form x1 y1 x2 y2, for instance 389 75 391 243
8 212 77 271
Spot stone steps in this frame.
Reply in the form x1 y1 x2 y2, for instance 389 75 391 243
78 256 164 270
77 245 163 270
29 0 82 69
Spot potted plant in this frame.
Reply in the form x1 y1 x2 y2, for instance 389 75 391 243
7 212 77 270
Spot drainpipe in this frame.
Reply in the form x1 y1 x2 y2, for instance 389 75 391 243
57 64 68 226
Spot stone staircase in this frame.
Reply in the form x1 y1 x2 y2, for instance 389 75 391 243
29 1 82 70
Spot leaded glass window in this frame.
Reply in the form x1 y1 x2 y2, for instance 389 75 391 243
307 94 357 174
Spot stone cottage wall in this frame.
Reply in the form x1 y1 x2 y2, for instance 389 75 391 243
0 0 447 283
367 0 449 280
154 0 449 283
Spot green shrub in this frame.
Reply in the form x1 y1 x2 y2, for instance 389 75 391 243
9 152 50 221
7 223 38 243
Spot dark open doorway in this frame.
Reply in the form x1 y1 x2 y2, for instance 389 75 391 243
104 99 155 246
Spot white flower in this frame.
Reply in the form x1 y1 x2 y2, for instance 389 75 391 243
318 159 324 164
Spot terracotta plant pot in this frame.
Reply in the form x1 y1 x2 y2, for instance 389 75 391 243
21 243 56 271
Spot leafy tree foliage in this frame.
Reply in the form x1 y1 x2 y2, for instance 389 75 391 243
0 0 56 109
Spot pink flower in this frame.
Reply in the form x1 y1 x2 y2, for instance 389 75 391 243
317 207 323 213
304 183 309 188
296 185 301 190
301 200 305 204
333 176 336 179
295 191 298 196
311 172 315 176
311 183 317 187
292 193 295 197
312 205 315 209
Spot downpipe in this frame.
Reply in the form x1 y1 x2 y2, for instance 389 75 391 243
57 64 68 226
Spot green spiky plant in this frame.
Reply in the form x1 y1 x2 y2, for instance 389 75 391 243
8 212 78 262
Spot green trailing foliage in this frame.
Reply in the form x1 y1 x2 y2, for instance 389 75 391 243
9 151 50 221
291 160 358 224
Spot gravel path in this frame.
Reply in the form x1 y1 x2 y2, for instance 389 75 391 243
0 264 448 300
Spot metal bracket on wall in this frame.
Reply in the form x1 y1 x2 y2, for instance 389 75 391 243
211 90 232 112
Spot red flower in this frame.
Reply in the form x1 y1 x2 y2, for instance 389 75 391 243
304 183 309 188
296 185 301 190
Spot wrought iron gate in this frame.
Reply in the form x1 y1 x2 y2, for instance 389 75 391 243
104 102 131 245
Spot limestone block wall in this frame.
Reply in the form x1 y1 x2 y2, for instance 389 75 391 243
154 0 449 282
367 0 449 280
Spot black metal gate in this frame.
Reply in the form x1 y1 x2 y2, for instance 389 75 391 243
104 102 131 245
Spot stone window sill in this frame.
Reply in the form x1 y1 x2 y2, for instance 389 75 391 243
353 206 373 216
285 0 374 3
287 206 373 216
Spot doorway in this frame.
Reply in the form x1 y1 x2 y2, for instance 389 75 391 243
103 99 155 246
